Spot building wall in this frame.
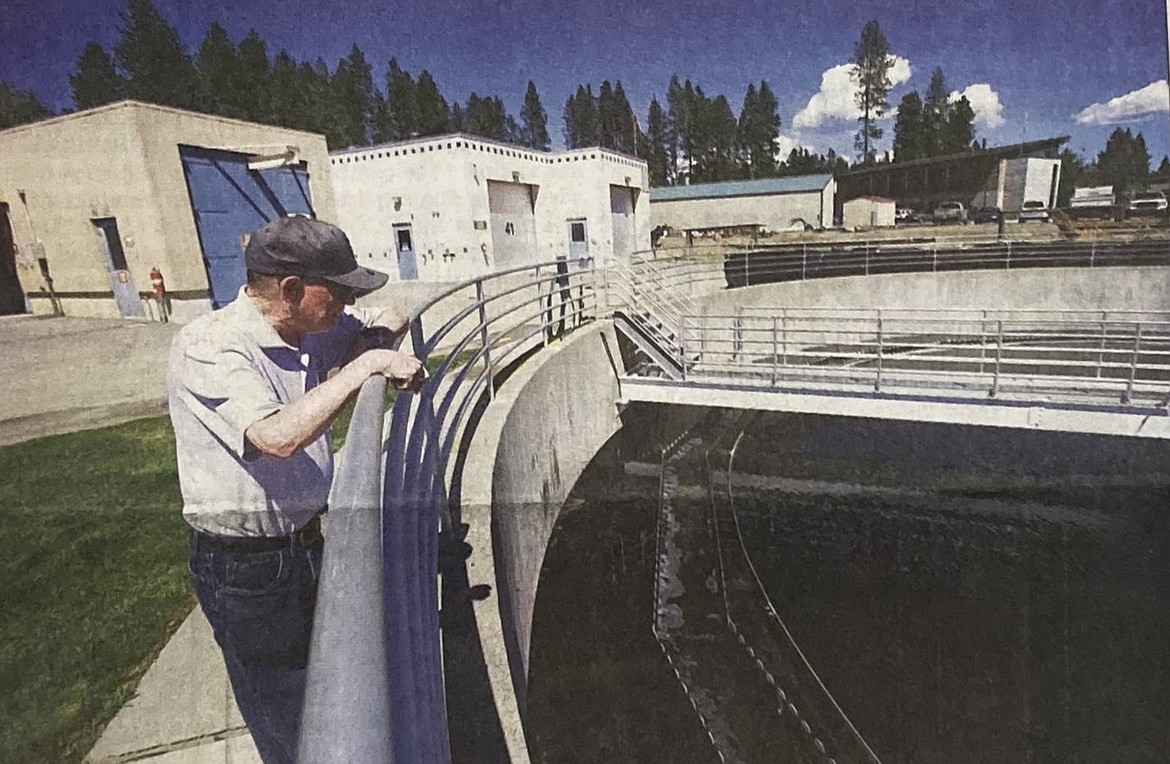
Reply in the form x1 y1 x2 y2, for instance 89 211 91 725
842 198 895 229
329 137 649 283
998 158 1062 213
0 101 334 320
649 184 834 233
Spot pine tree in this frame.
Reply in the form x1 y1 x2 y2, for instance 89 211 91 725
465 93 510 140
943 96 976 154
1097 128 1150 195
384 58 419 140
738 81 780 178
924 67 950 155
645 97 670 185
414 72 448 136
1157 155 1170 176
563 85 598 148
236 31 273 124
665 75 684 182
71 42 127 110
707 94 739 181
330 45 377 148
892 91 925 161
850 20 893 163
448 102 467 132
195 23 240 117
115 0 199 109
270 50 300 130
519 80 550 150
0 83 52 130
597 81 617 149
415 71 450 136
612 81 637 155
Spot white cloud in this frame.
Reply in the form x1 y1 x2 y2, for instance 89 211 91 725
773 132 800 158
1074 80 1170 125
949 83 1005 128
793 56 912 129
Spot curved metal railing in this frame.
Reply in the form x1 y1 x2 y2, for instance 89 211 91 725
302 258 598 764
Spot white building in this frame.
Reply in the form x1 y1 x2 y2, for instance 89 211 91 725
0 100 335 320
648 175 836 234
972 157 1063 212
842 195 896 229
329 135 650 282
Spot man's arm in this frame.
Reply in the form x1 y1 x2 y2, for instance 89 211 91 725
245 348 424 459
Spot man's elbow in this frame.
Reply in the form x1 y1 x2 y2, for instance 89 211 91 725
244 425 303 460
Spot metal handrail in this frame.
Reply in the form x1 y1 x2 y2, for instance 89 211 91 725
305 258 599 764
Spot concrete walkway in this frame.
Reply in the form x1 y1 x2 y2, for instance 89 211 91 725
83 611 259 763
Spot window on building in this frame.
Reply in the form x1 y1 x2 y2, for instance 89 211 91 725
570 222 586 243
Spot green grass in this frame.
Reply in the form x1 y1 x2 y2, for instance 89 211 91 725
0 418 193 763
0 350 477 762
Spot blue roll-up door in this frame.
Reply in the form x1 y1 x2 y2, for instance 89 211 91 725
180 146 314 309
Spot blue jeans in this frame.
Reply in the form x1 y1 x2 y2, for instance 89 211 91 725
188 531 323 764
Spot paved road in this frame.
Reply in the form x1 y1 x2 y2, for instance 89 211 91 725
0 315 180 446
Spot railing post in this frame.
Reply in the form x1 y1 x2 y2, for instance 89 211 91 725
1096 312 1107 379
475 280 494 400
1123 322 1142 404
1005 240 1012 270
1090 241 1096 268
978 309 988 375
865 243 870 276
771 314 779 386
679 316 688 381
932 244 938 272
801 245 807 280
538 264 549 348
874 311 883 392
781 308 788 367
990 319 1004 397
733 307 743 364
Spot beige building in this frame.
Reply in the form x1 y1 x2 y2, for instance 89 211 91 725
330 135 650 282
649 175 836 234
0 101 335 321
843 195 896 229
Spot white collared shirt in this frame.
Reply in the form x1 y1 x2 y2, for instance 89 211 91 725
167 287 374 537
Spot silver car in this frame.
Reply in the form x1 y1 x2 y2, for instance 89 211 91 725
1018 200 1050 223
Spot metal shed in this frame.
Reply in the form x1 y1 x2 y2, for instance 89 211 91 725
648 175 836 233
843 195 896 229
0 101 335 320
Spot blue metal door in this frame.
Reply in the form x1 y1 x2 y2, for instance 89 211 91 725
180 146 314 308
93 217 144 317
394 224 418 281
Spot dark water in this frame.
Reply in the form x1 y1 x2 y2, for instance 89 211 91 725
526 406 1170 764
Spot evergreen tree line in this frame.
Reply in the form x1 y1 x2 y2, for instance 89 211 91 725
0 6 1166 198
891 67 976 161
0 0 553 150
562 75 790 187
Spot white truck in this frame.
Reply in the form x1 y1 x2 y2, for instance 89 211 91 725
1068 186 1119 219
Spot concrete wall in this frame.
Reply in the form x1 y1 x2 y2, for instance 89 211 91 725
0 101 333 320
650 184 834 232
696 266 1170 316
330 136 649 283
456 322 624 759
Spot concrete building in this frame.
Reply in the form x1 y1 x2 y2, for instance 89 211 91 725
0 100 335 320
842 195 896 229
648 175 836 234
329 135 650 282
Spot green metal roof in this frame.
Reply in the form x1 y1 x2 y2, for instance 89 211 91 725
649 174 833 202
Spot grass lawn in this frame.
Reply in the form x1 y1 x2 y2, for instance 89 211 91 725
0 418 193 763
0 350 469 762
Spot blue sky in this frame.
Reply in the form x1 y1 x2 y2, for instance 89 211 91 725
2 0 1169 162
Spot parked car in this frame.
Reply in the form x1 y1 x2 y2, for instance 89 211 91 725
970 207 1003 224
1018 200 1050 223
1127 191 1168 215
932 201 967 224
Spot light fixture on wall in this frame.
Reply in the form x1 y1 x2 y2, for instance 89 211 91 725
513 171 521 183
393 196 402 211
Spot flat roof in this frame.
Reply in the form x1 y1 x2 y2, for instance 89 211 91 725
329 132 645 165
650 174 833 203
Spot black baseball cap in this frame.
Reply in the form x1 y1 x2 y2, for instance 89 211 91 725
245 217 388 296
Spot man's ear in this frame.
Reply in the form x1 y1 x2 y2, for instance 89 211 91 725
279 275 305 303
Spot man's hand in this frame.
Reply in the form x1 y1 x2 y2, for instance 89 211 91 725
371 307 410 337
355 348 427 392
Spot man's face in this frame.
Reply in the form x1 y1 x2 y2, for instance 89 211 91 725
291 278 357 334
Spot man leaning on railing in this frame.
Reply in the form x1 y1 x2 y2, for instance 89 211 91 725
166 217 427 764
